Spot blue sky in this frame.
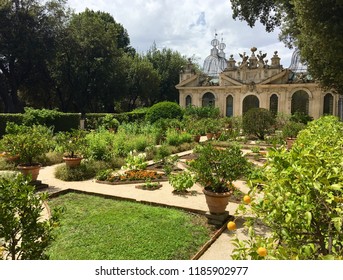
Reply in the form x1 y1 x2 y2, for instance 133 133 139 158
67 0 294 68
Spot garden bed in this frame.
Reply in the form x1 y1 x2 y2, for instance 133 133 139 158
96 170 168 185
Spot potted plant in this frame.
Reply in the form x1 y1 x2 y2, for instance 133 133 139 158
282 121 306 149
0 123 53 181
189 143 249 214
55 129 88 167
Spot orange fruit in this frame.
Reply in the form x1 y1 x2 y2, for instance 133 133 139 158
227 221 237 231
243 195 251 204
257 247 267 257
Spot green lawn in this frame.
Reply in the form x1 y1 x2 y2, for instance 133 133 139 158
47 192 214 260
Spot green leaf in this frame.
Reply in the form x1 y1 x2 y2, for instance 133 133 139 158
305 211 312 227
328 184 342 191
332 217 342 232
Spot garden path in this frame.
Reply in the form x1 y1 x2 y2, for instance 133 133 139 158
35 143 266 260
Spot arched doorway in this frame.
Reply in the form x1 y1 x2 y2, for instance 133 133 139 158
323 93 333 115
185 95 192 107
202 92 215 107
291 90 309 115
269 94 278 115
226 95 233 117
243 95 259 114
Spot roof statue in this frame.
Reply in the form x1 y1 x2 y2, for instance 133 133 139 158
203 34 227 77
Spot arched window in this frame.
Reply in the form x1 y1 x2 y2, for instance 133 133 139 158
243 95 259 114
226 95 233 117
291 90 309 115
323 93 333 115
185 95 192 107
269 94 278 115
202 92 215 107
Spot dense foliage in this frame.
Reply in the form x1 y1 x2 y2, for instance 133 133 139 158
0 174 61 259
0 1 189 113
233 116 343 259
242 108 275 140
145 101 183 124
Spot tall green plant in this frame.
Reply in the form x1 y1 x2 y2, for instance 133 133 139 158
232 116 343 259
0 174 62 259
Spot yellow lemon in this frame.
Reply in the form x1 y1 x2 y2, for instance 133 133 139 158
257 247 268 257
227 221 237 231
243 195 251 204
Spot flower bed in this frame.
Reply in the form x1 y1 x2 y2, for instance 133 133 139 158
96 169 167 185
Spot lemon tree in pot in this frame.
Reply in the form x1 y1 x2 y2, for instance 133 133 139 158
0 123 53 181
55 129 88 167
189 143 249 214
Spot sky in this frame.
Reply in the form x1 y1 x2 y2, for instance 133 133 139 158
67 0 294 68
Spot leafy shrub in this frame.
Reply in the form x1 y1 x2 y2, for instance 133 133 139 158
290 112 313 124
121 150 147 171
281 121 306 139
242 108 276 140
233 116 343 260
55 160 105 181
145 101 183 124
168 171 195 192
84 129 116 161
0 174 61 259
183 105 220 119
166 129 192 146
100 114 120 131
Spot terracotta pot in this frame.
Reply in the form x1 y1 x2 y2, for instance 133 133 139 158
203 188 231 214
63 156 82 167
286 137 296 150
17 164 41 181
193 135 201 142
206 133 214 140
3 153 20 162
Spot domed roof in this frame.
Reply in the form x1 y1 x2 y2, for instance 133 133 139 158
203 36 227 77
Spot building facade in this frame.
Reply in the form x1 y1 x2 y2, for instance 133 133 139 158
176 39 341 119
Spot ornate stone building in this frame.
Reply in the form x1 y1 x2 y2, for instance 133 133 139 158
176 37 342 119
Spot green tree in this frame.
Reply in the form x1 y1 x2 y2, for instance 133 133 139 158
0 174 61 259
242 108 275 140
0 0 69 112
52 9 133 112
146 43 189 103
124 54 160 110
230 0 343 93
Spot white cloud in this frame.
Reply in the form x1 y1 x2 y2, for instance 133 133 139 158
67 0 294 67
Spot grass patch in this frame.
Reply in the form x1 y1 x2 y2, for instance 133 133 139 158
47 192 215 260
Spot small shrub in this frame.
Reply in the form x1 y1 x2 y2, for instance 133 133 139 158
100 114 120 131
169 171 195 192
55 160 105 181
145 101 183 124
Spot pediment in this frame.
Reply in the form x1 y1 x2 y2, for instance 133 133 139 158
175 75 199 88
220 74 243 86
259 69 290 85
